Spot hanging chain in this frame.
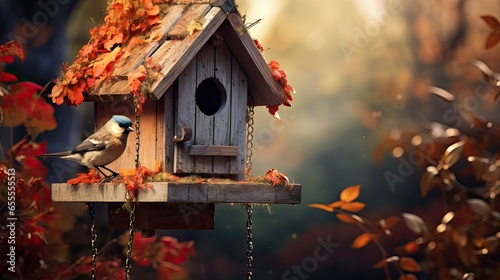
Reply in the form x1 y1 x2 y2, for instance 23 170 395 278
245 101 255 280
86 202 97 280
125 104 140 279
125 202 136 279
245 105 254 177
246 204 254 280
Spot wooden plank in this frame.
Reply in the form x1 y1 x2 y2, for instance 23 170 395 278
229 54 247 179
94 100 163 173
168 4 211 40
149 7 226 99
51 182 301 204
189 145 238 156
220 13 287 106
108 202 214 229
149 4 185 43
194 43 215 174
174 55 196 173
162 86 175 173
213 41 232 174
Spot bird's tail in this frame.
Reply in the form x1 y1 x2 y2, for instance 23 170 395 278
37 151 72 158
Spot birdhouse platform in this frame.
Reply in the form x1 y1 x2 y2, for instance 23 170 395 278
52 182 301 229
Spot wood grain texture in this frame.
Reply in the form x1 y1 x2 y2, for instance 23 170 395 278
194 43 215 174
221 14 287 106
188 145 238 156
229 55 247 179
52 182 301 204
168 4 211 40
150 7 225 99
108 202 214 229
163 87 175 173
174 57 196 173
213 42 232 174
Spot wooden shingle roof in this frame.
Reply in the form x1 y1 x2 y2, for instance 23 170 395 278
89 0 286 106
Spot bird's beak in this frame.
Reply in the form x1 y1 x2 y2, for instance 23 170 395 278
127 126 133 131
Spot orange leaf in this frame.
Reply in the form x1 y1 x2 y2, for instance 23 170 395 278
340 202 366 212
351 232 373 248
327 200 344 209
104 32 124 50
481 15 500 30
146 5 160 16
373 258 388 268
308 204 334 213
399 257 422 272
268 60 280 70
340 184 361 202
92 46 121 78
336 213 363 224
0 40 24 62
128 65 147 93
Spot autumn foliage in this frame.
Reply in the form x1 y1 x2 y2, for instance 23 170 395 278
51 0 169 113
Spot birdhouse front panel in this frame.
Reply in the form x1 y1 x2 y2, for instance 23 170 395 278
174 42 247 180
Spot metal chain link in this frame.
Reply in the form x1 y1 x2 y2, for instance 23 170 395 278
245 105 254 177
245 101 255 280
246 204 254 280
125 202 136 279
125 104 140 279
86 202 97 280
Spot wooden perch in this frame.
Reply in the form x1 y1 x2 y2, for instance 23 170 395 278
51 182 301 204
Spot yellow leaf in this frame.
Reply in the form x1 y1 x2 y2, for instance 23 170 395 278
399 257 422 272
308 204 334 212
186 19 203 35
340 202 366 212
340 184 361 202
351 232 373 248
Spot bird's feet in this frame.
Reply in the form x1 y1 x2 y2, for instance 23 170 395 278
99 173 119 185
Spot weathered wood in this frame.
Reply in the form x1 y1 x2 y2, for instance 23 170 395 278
213 41 232 174
108 202 214 229
168 4 211 40
220 13 287 106
149 7 225 99
229 54 247 179
174 56 196 173
194 43 215 174
189 145 238 156
51 182 301 204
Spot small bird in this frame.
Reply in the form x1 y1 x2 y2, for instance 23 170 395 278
39 115 133 180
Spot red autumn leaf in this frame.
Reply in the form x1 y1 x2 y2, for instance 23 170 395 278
308 203 335 213
266 105 280 120
268 60 280 70
254 39 264 52
481 15 500 30
340 184 361 202
22 157 48 178
485 31 500 49
67 170 101 185
340 201 366 212
146 5 160 16
351 232 373 248
373 258 388 268
0 40 25 62
128 65 147 93
264 168 289 186
0 71 18 83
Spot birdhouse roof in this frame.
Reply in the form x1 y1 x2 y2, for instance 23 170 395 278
86 0 286 107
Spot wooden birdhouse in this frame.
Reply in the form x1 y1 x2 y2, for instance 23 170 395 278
51 0 301 231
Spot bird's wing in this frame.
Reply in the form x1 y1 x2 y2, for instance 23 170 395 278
72 132 111 154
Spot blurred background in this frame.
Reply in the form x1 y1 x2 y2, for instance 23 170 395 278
2 0 500 279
